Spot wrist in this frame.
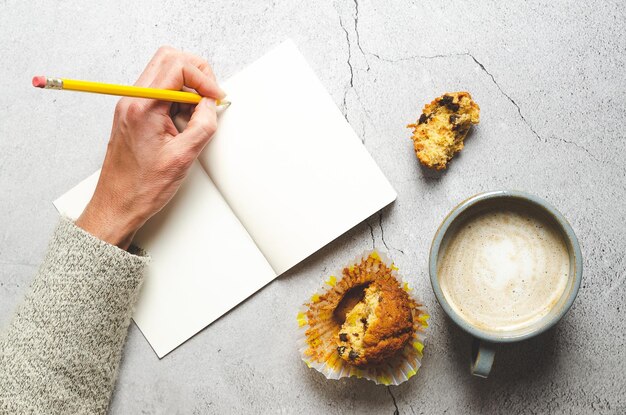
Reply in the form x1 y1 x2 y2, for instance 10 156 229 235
75 197 142 250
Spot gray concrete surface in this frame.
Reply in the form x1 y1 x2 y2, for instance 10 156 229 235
1 0 625 413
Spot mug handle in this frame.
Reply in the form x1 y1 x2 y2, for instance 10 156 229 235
471 338 495 378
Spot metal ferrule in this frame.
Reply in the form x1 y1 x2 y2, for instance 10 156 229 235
45 77 63 90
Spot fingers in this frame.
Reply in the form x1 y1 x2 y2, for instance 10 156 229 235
137 46 225 100
176 98 217 153
181 65 225 99
134 46 176 87
185 53 218 82
128 47 223 151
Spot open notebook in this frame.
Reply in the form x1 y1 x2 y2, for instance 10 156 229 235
54 40 396 358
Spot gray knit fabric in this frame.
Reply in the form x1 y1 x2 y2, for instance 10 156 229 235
0 217 149 414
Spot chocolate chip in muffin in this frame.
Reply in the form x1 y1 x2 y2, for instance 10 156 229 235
439 95 460 112
339 333 348 342
439 95 452 105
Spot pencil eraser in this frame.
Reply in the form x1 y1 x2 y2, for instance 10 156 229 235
32 76 47 88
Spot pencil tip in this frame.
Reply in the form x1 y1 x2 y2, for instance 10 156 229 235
219 100 231 109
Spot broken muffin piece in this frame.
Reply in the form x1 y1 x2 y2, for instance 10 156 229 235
408 92 480 170
336 279 414 367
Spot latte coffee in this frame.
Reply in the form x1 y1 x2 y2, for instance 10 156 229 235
437 203 570 334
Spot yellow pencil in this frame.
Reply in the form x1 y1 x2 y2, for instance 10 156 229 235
32 76 230 107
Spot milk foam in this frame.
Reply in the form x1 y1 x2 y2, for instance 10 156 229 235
438 205 570 334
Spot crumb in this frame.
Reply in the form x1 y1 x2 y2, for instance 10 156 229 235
408 92 480 170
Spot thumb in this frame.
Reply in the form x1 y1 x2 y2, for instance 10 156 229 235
177 98 217 153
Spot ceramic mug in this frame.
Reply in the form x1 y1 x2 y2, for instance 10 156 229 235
429 190 582 378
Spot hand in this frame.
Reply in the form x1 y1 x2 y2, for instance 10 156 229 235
76 47 225 250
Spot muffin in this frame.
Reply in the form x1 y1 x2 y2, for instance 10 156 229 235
297 251 429 385
337 279 414 366
408 92 480 170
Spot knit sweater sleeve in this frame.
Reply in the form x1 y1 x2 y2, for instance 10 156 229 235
0 217 149 414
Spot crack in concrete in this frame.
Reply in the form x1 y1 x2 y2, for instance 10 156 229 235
338 2 371 143
368 51 468 63
464 53 600 162
352 0 370 71
367 221 375 249
378 212 405 255
556 137 600 162
367 50 601 162
464 53 545 143
378 212 389 251
338 14 353 122
369 50 544 142
387 386 400 415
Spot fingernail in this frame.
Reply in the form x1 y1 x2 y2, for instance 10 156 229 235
203 98 216 108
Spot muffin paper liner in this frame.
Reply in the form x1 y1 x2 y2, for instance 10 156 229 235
297 250 429 386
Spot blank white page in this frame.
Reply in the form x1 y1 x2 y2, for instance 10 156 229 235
199 40 397 275
54 162 276 357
